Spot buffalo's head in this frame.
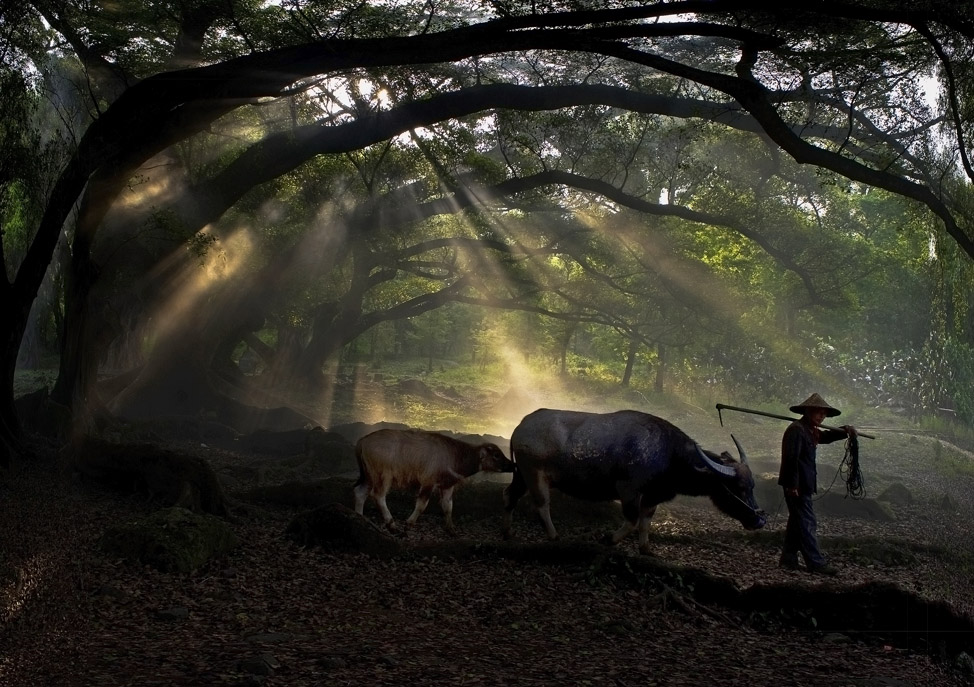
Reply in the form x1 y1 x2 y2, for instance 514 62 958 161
479 443 515 473
695 436 766 530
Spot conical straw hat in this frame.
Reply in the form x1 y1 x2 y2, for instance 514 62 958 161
789 392 841 417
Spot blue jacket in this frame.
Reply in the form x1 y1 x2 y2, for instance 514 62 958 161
778 419 848 495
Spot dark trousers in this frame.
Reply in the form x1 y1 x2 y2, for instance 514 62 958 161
781 490 826 568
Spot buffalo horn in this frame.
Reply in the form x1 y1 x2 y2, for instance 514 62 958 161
731 434 748 464
695 444 737 478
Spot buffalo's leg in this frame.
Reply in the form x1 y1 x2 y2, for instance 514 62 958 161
636 505 658 555
603 492 640 546
439 485 457 535
406 485 434 527
609 520 636 545
501 468 528 539
530 475 558 540
608 495 642 546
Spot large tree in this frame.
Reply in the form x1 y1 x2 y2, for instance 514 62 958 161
2 0 972 461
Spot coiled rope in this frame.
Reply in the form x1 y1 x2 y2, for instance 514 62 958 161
840 433 865 499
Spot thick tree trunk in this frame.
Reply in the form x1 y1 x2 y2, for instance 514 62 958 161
621 337 638 387
106 303 318 433
52 169 134 439
557 322 576 376
654 342 667 394
1 273 33 467
0 381 21 470
51 254 98 436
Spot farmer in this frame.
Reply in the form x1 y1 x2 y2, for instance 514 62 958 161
778 393 857 576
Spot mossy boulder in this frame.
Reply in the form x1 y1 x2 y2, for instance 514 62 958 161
100 507 238 573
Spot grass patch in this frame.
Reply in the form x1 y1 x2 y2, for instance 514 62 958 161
13 368 57 397
929 439 974 477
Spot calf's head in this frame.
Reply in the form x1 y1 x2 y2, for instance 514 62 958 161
479 443 515 472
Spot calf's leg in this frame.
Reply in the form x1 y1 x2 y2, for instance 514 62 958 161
439 485 457 535
375 491 396 529
374 475 396 528
406 486 434 527
353 480 369 515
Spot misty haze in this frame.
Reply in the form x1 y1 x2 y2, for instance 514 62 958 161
2 2 974 686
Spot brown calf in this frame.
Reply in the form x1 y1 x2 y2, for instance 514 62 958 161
353 428 512 534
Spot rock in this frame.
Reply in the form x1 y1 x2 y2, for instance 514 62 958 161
239 652 280 676
285 503 402 558
14 387 70 440
74 437 228 516
93 585 127 602
99 507 238 573
938 493 959 511
155 606 190 622
242 479 348 508
955 651 974 675
876 482 913 506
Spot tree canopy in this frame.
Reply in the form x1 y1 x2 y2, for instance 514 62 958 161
2 0 974 461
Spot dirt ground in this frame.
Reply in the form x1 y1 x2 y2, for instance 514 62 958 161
2 411 974 687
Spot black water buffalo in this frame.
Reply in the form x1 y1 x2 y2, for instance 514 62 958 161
354 428 513 534
502 408 766 553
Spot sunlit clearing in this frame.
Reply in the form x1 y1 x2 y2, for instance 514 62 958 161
490 343 567 428
352 364 392 426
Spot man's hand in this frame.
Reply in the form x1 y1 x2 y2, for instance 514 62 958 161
841 425 858 437
785 487 799 497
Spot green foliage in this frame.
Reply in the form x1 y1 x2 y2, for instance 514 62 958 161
185 230 219 264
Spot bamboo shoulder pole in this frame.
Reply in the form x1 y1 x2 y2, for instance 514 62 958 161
715 403 875 439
